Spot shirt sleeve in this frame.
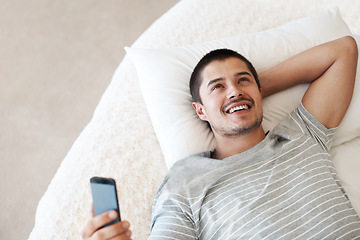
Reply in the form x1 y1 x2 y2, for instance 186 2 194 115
288 104 347 196
149 181 198 240
294 103 337 152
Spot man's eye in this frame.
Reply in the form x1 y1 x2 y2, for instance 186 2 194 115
212 84 223 91
238 77 250 83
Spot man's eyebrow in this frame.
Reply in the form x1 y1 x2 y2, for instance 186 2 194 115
206 71 252 88
235 71 252 77
207 77 224 88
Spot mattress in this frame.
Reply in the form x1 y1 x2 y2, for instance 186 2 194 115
28 0 360 239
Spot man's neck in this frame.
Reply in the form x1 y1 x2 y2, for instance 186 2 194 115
212 126 266 160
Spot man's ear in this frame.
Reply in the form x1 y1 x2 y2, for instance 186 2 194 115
192 102 208 121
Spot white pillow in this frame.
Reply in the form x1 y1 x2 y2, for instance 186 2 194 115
126 8 358 169
331 137 360 215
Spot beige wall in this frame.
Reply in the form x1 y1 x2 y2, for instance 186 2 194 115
0 1 178 239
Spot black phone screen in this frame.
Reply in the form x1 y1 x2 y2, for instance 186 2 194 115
90 177 121 227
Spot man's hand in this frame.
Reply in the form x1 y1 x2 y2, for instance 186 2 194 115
81 207 132 240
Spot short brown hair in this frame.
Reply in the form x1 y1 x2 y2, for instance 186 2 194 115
189 49 260 103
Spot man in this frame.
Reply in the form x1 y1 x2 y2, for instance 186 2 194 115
82 36 359 239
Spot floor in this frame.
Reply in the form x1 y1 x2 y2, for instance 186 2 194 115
0 1 178 239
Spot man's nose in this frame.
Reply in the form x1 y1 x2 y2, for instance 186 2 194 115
228 85 243 99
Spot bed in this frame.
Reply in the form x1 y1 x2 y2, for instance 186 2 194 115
29 0 360 239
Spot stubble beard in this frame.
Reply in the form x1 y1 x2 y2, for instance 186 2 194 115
211 114 263 137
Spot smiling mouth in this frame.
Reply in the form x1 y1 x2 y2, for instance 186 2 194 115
227 104 250 113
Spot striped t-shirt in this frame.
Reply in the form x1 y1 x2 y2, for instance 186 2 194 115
149 105 360 239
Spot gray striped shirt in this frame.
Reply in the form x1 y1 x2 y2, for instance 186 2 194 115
149 105 360 239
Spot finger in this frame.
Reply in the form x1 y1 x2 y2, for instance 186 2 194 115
81 210 119 238
92 221 131 240
110 229 132 240
90 203 94 217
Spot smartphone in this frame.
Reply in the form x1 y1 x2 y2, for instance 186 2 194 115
90 177 121 228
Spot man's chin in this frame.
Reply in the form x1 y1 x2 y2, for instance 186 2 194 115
213 120 263 137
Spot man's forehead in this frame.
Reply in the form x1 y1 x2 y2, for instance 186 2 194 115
201 58 252 85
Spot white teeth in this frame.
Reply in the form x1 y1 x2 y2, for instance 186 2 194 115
228 105 249 113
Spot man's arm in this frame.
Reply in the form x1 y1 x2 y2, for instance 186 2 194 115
259 36 358 128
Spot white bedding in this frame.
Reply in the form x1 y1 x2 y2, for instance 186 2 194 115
29 0 360 239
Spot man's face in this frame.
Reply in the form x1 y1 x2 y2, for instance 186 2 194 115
192 57 263 137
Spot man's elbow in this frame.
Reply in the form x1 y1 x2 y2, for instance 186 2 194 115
342 36 358 60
